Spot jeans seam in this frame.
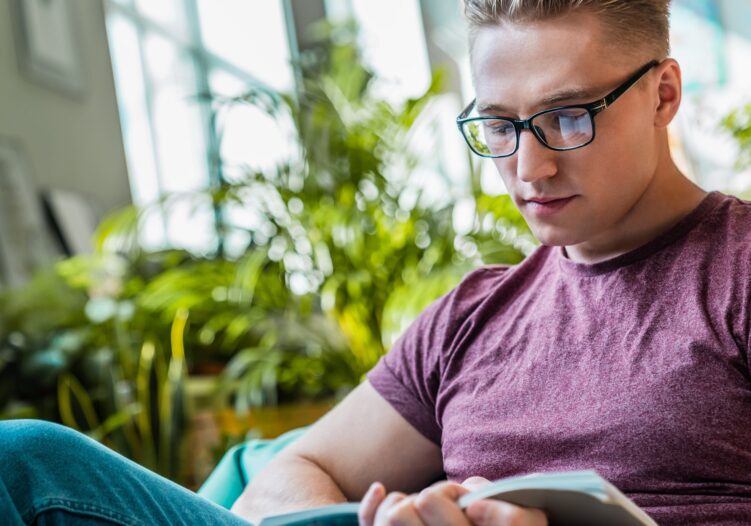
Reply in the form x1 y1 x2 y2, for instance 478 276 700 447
24 497 142 525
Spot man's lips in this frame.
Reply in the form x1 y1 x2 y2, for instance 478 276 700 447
521 195 577 216
524 196 575 204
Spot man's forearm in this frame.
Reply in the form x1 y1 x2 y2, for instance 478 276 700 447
230 452 348 523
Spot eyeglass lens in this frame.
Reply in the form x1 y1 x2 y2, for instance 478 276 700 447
461 107 594 156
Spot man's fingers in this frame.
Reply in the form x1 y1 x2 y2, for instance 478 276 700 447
358 482 385 526
465 500 548 526
375 493 424 525
413 482 472 526
461 476 492 491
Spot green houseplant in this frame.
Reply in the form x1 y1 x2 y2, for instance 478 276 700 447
99 23 533 415
204 25 533 402
0 253 188 480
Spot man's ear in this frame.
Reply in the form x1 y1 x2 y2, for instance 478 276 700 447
654 58 682 128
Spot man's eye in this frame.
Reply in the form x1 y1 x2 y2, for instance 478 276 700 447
550 111 587 131
484 121 514 135
555 110 587 120
556 109 585 117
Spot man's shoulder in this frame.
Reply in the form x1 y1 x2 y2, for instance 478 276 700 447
716 192 751 229
700 192 751 254
443 250 553 311
460 264 513 287
422 265 513 323
452 263 518 302
680 193 751 298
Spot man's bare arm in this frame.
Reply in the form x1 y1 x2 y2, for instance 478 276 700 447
230 380 443 522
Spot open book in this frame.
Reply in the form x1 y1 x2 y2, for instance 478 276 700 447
258 470 658 526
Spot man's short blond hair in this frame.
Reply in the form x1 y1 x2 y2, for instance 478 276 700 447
464 0 671 59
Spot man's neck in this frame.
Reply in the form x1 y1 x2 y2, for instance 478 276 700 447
565 165 707 265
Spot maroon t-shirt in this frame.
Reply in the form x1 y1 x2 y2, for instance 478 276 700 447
368 191 751 525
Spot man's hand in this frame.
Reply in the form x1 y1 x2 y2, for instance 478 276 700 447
357 477 548 526
228 382 443 523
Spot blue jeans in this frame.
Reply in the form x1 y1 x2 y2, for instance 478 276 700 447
0 419 253 525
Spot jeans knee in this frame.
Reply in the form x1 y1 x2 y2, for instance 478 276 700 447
0 419 90 463
0 420 124 524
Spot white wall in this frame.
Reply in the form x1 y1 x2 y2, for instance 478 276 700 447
0 0 131 217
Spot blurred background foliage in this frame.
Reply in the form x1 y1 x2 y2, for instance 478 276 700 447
0 22 534 484
721 102 751 198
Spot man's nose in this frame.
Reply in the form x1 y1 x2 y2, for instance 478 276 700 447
515 128 558 183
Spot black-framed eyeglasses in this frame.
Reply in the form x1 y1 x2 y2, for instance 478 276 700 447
456 60 660 158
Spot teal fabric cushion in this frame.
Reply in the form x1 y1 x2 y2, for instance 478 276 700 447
198 427 308 509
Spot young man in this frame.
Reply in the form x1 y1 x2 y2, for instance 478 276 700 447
231 0 751 524
1 1 749 525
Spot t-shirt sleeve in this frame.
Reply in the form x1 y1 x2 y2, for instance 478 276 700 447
367 294 450 444
367 266 507 445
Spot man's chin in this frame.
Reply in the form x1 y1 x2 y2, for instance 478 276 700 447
528 224 584 248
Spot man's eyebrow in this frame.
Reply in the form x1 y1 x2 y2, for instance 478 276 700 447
538 87 602 107
476 102 513 115
477 86 604 116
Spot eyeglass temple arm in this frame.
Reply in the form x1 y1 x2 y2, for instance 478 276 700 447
457 99 476 121
592 60 660 114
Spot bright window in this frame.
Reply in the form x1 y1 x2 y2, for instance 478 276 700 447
105 0 293 253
